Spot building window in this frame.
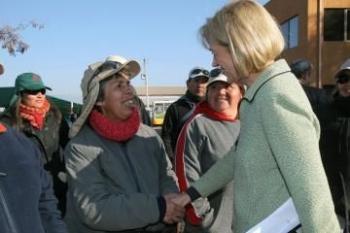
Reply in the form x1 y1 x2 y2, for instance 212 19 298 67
281 16 299 49
324 9 350 41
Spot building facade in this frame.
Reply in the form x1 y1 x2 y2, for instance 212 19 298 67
265 0 350 87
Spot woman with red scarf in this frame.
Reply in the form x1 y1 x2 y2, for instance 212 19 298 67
0 72 69 216
64 55 184 233
175 69 242 233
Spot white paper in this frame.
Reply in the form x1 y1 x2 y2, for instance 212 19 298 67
246 197 301 233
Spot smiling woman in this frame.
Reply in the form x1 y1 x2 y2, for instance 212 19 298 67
64 55 184 233
175 70 242 233
95 72 134 121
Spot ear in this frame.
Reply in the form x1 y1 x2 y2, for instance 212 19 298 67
95 100 104 107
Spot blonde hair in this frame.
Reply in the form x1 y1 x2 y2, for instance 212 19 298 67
200 0 285 77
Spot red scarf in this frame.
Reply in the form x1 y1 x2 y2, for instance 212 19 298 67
0 123 7 134
89 108 140 142
19 100 50 130
194 101 237 122
175 101 237 225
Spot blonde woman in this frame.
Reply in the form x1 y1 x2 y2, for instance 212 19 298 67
171 1 340 232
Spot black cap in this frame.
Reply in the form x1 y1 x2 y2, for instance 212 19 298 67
290 59 312 79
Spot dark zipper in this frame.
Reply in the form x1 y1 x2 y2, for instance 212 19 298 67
0 173 19 233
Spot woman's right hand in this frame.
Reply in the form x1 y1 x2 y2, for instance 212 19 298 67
171 192 191 207
163 193 186 224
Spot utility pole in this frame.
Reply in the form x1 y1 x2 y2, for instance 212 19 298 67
141 58 150 111
317 0 324 88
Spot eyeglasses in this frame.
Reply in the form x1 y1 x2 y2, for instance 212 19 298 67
337 75 350 84
22 89 46 95
189 68 209 78
209 68 223 78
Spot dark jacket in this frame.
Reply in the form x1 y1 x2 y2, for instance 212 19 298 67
0 104 69 215
161 91 201 160
0 124 67 233
135 95 151 126
319 93 350 216
301 85 331 128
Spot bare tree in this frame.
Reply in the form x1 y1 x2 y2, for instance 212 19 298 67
0 20 44 56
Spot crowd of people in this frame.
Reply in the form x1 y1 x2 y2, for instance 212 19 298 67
1 0 350 233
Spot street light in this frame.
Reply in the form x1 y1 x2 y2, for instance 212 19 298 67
141 58 150 111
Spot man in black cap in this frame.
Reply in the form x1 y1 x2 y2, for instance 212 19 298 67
161 67 209 161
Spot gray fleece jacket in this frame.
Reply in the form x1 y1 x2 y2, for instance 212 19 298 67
175 111 240 233
64 124 178 233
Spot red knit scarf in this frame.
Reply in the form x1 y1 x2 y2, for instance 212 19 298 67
19 99 50 130
89 108 140 142
194 101 237 121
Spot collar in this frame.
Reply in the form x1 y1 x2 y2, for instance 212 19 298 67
243 59 291 103
184 90 202 103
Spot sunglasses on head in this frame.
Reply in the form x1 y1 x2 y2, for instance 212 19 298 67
337 75 350 84
209 68 223 78
22 89 46 95
190 68 209 78
93 60 123 78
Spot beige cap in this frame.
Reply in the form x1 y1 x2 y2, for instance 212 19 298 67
69 55 141 138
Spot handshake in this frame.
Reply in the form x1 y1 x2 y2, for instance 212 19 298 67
162 192 192 224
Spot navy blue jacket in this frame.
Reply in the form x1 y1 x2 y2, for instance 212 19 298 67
0 125 67 233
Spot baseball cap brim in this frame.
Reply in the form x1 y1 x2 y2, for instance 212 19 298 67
189 74 209 80
335 58 350 79
207 73 229 86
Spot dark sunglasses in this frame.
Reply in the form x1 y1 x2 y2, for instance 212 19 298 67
22 89 46 95
209 68 223 78
337 75 350 84
190 68 209 77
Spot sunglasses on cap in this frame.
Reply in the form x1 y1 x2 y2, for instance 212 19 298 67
190 68 209 78
210 68 223 78
22 89 46 95
95 60 123 76
337 75 350 84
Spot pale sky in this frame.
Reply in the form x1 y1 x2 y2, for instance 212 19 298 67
0 0 270 103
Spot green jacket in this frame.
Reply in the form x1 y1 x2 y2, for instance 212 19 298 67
192 59 340 233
